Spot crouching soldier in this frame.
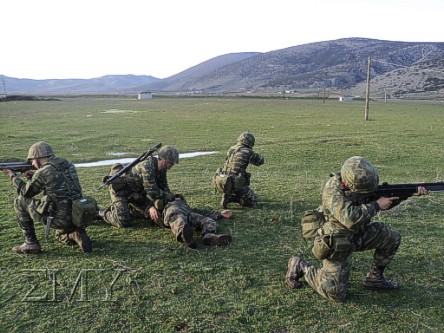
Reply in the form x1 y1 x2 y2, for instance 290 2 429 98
153 195 233 248
285 156 429 301
97 145 178 227
2 141 95 254
214 132 265 208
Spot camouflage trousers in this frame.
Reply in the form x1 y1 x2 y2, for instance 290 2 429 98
102 188 150 228
14 195 77 244
162 212 217 241
303 221 401 302
227 186 259 207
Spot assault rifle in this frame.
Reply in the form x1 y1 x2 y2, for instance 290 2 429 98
0 161 35 173
97 143 162 190
376 182 444 200
347 181 444 208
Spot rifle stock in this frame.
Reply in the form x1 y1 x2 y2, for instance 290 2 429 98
0 161 35 172
97 142 162 190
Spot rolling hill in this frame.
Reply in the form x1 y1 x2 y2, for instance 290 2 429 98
2 38 443 98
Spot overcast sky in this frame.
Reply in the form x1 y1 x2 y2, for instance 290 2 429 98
1 0 443 80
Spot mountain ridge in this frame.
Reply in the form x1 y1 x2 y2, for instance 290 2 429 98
2 37 443 98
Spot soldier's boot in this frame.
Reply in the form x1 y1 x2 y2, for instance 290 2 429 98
202 233 232 246
12 230 42 254
179 223 196 249
285 256 310 289
363 263 399 290
95 208 107 221
220 194 234 209
68 229 93 253
239 197 257 207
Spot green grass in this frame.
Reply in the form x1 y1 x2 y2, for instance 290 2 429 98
0 97 443 333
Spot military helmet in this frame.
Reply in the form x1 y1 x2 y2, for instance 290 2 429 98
340 156 379 193
158 145 179 164
27 141 54 160
237 132 255 147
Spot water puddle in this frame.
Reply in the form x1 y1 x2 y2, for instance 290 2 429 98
75 151 217 168
101 109 139 114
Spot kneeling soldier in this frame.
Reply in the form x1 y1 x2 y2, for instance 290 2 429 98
2 141 94 254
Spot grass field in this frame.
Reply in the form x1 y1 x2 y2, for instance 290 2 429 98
0 96 443 333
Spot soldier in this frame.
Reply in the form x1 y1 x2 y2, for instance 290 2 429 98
1 141 93 254
214 132 265 208
155 195 233 248
97 145 179 228
285 156 428 301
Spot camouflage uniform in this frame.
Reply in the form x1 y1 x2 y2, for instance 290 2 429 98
216 132 264 207
101 156 174 227
12 156 90 250
158 198 219 241
287 157 401 301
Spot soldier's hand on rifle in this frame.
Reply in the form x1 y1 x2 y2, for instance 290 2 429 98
2 168 15 178
23 170 34 180
413 186 429 196
376 196 399 210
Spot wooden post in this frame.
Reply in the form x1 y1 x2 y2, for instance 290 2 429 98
323 72 327 104
364 57 371 120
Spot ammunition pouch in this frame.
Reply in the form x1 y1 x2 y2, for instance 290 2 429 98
311 221 354 261
213 168 234 194
72 197 98 229
301 208 326 240
36 195 54 215
233 173 246 191
312 231 332 260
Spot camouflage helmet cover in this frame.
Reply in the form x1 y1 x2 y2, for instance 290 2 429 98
340 156 379 193
158 145 179 164
237 132 255 147
27 141 54 160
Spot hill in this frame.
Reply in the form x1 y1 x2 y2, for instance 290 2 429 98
0 75 160 95
2 38 444 98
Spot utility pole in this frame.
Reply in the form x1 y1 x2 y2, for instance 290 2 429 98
364 57 371 120
323 72 327 103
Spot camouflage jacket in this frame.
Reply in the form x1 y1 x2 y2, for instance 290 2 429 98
131 156 171 201
322 172 380 232
13 157 83 220
221 143 264 176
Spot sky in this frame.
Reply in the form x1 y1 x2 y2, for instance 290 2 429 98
1 0 443 80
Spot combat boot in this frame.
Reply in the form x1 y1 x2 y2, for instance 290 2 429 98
12 241 42 254
220 195 232 209
202 233 232 246
179 223 196 248
95 209 106 221
363 263 399 290
69 229 93 253
12 230 42 254
285 256 310 289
